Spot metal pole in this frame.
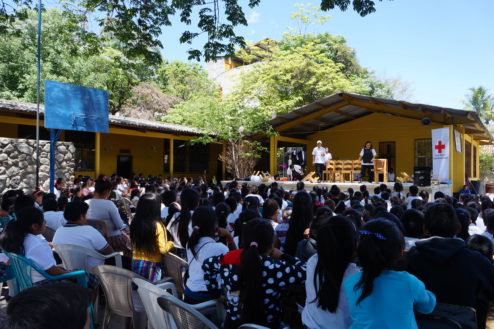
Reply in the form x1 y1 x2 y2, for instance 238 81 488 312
35 0 42 189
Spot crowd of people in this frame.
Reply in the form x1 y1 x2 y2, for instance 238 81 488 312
0 174 494 329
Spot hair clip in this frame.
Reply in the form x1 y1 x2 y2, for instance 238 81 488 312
359 230 387 240
250 241 258 248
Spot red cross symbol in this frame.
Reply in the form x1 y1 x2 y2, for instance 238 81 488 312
435 140 446 153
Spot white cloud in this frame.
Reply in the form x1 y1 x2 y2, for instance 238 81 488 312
250 29 256 35
247 10 260 24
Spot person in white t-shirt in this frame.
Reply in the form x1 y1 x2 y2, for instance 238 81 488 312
406 185 422 210
287 164 304 181
312 140 326 181
0 206 71 283
324 148 332 164
184 206 232 303
42 198 66 231
53 201 114 271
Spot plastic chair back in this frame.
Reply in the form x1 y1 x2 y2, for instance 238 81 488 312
91 265 139 318
163 252 188 298
238 325 271 329
416 314 462 329
132 278 177 329
157 294 218 329
54 244 123 271
3 251 87 295
86 219 110 238
427 303 477 329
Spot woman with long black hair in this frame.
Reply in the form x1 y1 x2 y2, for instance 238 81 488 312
284 191 313 256
0 206 70 283
343 219 435 328
130 193 174 282
202 219 306 328
166 188 200 259
184 206 233 304
302 216 358 329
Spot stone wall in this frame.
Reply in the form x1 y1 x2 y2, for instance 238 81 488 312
0 138 76 194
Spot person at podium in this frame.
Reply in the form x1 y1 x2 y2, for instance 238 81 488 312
358 141 376 182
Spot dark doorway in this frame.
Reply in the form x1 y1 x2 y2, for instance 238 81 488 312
379 142 396 181
117 155 133 178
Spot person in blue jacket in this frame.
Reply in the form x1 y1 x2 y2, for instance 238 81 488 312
343 219 436 329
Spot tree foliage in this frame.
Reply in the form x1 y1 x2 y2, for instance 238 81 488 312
157 61 217 102
463 87 494 124
1 0 387 61
230 32 393 117
0 9 157 114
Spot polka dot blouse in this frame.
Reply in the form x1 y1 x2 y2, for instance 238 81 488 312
202 251 306 328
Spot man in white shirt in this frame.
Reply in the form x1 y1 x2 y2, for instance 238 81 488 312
312 140 326 181
53 201 114 270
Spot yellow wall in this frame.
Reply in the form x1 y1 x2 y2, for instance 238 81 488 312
99 133 164 176
306 113 442 176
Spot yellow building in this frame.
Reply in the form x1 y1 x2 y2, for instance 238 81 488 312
0 99 224 179
268 92 494 191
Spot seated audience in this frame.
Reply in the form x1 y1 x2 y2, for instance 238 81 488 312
185 206 232 304
53 201 114 270
202 219 306 328
344 219 435 329
3 282 92 329
42 198 66 231
302 216 359 329
130 193 174 282
406 203 494 327
0 206 70 282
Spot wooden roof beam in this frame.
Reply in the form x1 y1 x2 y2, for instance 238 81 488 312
275 101 349 132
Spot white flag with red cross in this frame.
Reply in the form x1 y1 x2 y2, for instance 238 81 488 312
432 128 450 183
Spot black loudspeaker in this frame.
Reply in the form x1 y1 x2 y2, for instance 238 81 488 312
414 167 431 186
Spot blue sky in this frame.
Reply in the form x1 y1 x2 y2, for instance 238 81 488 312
158 0 494 109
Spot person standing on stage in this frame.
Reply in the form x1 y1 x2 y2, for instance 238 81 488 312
312 140 326 181
358 141 376 182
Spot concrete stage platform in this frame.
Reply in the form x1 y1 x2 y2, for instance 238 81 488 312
222 181 453 201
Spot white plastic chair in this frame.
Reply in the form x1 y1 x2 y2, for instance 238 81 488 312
133 278 225 329
132 278 178 329
53 244 123 269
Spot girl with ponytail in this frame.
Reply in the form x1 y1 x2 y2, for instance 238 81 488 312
203 218 306 328
184 206 232 304
343 219 435 329
0 206 70 283
302 216 359 329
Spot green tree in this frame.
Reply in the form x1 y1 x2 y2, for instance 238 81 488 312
1 0 387 62
0 9 157 113
230 32 393 118
463 87 494 124
156 61 217 102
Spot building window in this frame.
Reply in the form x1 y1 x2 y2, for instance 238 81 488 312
64 131 95 171
173 140 209 173
473 145 477 178
415 139 432 167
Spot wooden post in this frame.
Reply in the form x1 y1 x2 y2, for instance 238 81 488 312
170 138 174 179
269 135 277 176
95 132 101 177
